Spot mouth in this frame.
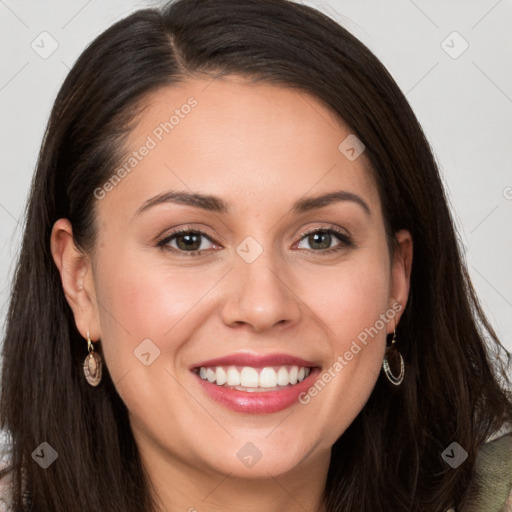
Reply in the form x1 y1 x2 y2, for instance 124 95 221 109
190 353 321 414
192 364 312 392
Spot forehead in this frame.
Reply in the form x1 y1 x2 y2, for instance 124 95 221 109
99 75 380 220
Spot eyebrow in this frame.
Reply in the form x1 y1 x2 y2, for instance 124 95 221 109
133 189 371 218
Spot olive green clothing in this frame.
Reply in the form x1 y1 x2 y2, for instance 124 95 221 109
462 432 512 512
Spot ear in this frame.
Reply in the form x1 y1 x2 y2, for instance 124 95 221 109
50 218 101 342
387 229 413 333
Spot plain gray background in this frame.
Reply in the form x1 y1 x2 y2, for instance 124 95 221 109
1 0 511 359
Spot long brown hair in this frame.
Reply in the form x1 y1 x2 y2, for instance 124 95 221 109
1 0 511 510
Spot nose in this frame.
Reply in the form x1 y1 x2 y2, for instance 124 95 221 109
220 247 302 333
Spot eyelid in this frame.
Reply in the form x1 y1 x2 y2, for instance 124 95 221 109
295 223 351 240
156 223 216 242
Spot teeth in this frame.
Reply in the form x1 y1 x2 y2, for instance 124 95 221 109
277 367 289 386
215 367 227 386
259 367 277 388
196 365 312 389
226 367 241 386
240 367 259 387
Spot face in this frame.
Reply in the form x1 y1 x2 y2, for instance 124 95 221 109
52 75 412 487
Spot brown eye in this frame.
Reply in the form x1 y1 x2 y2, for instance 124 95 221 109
158 229 216 254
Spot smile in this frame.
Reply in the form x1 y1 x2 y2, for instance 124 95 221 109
194 365 312 391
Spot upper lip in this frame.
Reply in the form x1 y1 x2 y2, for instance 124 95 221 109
190 352 319 370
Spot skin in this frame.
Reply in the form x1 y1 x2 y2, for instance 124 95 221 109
51 75 412 512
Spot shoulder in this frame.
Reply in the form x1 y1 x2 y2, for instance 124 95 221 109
464 429 512 512
0 435 13 512
0 463 13 512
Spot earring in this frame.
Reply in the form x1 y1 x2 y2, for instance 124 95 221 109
83 331 103 386
382 328 404 386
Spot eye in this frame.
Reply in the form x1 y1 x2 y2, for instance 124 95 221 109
157 226 354 257
295 227 354 253
158 229 218 255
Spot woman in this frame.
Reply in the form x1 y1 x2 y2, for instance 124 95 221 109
1 0 511 510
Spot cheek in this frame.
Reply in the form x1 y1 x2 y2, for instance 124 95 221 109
91 254 203 424
324 250 391 374
91 245 237 397
294 251 391 444
93 256 202 359
301 252 391 340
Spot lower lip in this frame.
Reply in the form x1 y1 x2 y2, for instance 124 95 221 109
192 368 321 414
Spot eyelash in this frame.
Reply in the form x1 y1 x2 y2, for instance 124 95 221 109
157 225 354 257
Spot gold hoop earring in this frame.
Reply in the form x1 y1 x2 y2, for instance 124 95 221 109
83 331 103 387
382 328 404 386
